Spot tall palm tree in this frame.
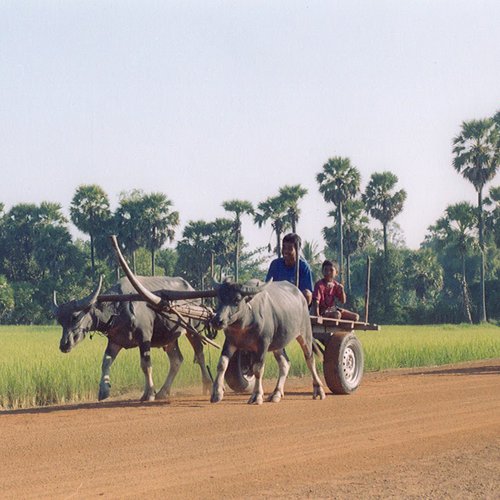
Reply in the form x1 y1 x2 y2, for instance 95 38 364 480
362 171 406 259
140 193 179 275
70 184 111 275
278 184 308 233
115 190 146 274
453 118 499 321
428 202 478 323
222 199 254 281
176 220 212 288
316 157 361 284
254 195 290 258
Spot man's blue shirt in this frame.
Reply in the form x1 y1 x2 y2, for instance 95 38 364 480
265 257 314 293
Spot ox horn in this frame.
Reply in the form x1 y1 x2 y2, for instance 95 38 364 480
74 275 103 311
109 235 217 304
240 278 273 297
52 291 59 315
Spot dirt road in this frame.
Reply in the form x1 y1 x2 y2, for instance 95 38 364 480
1 359 499 499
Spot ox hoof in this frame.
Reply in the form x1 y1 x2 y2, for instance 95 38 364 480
313 385 326 400
140 390 156 402
247 394 264 405
98 383 111 401
267 390 283 403
210 387 224 403
155 390 170 401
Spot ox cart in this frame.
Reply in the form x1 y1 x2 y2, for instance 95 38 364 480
107 235 379 398
225 316 379 396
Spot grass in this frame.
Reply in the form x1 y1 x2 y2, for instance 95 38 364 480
0 323 499 409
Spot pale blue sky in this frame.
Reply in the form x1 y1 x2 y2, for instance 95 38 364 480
1 1 499 257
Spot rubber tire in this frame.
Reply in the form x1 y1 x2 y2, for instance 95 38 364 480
225 350 256 393
323 332 364 395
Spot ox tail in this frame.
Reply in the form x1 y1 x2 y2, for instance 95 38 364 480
312 339 324 362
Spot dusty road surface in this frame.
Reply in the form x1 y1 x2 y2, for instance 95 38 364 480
1 359 499 499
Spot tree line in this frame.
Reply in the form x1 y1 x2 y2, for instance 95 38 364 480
0 112 498 325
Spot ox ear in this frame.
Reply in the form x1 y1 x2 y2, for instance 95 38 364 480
73 276 103 311
240 278 272 297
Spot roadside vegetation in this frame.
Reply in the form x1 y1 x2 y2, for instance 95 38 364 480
1 324 498 410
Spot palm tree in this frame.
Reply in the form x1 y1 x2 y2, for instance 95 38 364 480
316 157 361 284
362 171 406 259
70 185 111 275
278 184 308 233
176 220 212 288
140 193 179 275
115 190 146 274
427 202 478 323
222 199 254 281
254 195 290 258
453 118 499 321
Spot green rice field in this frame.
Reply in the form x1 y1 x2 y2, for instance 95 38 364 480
0 323 499 410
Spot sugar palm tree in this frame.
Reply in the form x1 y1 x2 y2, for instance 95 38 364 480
453 118 499 321
428 202 478 323
254 195 290 258
317 157 361 284
278 184 308 233
140 193 179 275
222 199 254 281
70 184 111 275
362 172 406 259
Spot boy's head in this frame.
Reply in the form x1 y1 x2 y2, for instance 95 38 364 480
322 260 338 279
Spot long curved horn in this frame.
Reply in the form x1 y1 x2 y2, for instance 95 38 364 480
52 291 59 315
74 275 103 310
109 235 217 304
110 235 162 306
240 278 273 297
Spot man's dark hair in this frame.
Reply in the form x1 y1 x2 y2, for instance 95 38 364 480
282 233 301 248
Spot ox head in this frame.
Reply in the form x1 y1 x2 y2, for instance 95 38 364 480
53 277 103 353
210 279 272 330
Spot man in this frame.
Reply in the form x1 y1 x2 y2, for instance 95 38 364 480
265 233 314 305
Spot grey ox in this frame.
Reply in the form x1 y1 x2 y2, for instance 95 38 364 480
53 276 212 401
209 279 326 405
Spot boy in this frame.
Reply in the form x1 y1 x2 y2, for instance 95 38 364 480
312 260 359 321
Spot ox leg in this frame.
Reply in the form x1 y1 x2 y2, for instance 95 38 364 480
267 349 290 403
297 336 326 400
211 340 237 403
186 331 212 395
139 340 156 402
248 345 268 405
98 341 122 401
156 339 183 400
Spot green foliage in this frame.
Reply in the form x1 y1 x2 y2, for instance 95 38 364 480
0 275 14 321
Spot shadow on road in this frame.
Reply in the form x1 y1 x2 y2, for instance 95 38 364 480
407 364 500 377
0 398 208 415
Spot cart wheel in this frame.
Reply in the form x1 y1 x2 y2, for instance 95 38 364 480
225 350 256 393
323 332 364 395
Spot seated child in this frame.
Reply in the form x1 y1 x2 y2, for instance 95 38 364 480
312 260 359 321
